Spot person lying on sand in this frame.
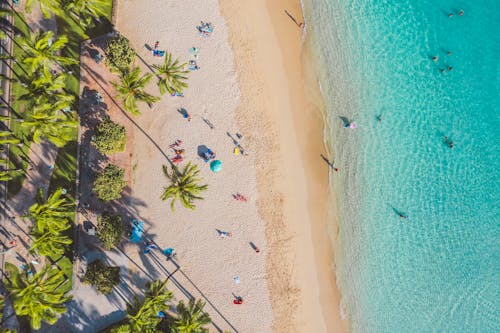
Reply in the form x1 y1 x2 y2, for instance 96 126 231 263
169 139 183 148
218 230 232 239
172 155 183 164
233 193 248 202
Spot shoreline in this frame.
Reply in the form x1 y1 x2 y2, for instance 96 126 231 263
220 0 349 331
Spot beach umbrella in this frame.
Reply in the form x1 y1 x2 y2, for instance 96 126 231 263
210 160 222 173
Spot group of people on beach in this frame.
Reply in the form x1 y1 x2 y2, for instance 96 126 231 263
169 139 185 164
144 19 264 308
197 21 214 37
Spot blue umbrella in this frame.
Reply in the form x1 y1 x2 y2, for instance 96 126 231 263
210 160 222 172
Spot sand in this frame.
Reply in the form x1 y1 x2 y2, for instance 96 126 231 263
115 0 272 332
112 0 349 332
219 1 349 332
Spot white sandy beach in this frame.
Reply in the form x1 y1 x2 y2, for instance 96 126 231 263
115 0 273 331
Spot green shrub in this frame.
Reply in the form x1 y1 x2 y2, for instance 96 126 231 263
105 34 135 73
97 212 123 250
82 259 120 294
93 117 126 154
93 164 126 201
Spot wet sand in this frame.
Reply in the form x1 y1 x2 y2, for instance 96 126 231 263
219 0 349 331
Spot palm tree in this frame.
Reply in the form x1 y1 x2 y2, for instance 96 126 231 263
20 31 78 73
25 0 63 18
172 299 211 333
126 280 173 331
153 53 189 95
112 66 159 116
161 162 208 211
64 0 111 28
30 230 72 256
27 188 72 257
26 188 73 234
18 69 74 107
21 103 77 147
0 131 21 145
0 294 4 322
0 169 23 181
4 262 71 330
0 8 10 40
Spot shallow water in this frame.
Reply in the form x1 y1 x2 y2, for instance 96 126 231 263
302 0 500 331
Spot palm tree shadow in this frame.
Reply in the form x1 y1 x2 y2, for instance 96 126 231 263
82 68 172 167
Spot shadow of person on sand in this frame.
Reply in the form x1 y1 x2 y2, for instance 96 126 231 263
339 116 350 127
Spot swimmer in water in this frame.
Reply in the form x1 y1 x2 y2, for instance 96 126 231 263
458 9 464 16
444 136 454 149
376 114 382 122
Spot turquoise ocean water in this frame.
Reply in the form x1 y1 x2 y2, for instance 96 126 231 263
302 0 499 332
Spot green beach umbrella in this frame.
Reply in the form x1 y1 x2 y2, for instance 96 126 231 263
210 160 222 173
